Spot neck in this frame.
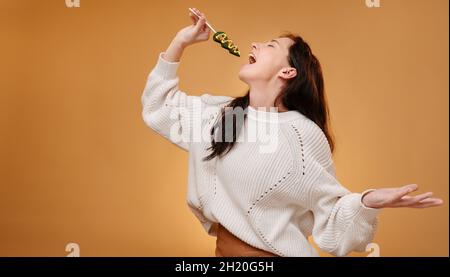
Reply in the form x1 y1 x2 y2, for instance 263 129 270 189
248 83 288 112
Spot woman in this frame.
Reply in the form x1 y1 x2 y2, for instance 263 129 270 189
141 8 443 257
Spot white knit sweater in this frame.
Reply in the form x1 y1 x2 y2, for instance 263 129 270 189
141 52 381 257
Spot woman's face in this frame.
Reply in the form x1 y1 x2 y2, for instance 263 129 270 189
239 37 296 84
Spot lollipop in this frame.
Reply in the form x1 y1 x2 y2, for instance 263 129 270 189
188 8 241 57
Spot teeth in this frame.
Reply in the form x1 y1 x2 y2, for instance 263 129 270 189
248 54 256 64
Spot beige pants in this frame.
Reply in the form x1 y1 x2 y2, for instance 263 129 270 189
214 223 280 257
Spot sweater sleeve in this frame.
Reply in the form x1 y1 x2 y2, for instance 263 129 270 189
141 52 233 151
308 162 381 257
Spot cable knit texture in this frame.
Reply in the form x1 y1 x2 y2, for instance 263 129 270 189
141 52 381 257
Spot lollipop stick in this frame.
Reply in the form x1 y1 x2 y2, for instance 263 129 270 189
188 8 217 34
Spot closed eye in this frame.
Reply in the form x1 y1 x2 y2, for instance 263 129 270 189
268 44 274 47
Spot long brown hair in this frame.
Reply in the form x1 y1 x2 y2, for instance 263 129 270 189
203 32 335 161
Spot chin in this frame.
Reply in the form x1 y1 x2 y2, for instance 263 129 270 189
238 69 248 84
238 66 254 84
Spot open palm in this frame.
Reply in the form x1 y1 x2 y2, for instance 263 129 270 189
362 184 444 209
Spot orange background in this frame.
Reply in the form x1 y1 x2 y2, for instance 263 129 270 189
0 0 448 256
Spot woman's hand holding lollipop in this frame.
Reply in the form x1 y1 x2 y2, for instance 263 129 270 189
176 8 211 47
164 8 240 62
163 8 210 62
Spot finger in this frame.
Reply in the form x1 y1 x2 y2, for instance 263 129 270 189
419 197 443 204
405 198 443 208
190 8 203 18
189 12 198 24
195 16 206 31
193 8 201 17
393 192 433 207
409 199 444 208
202 21 210 33
401 192 433 204
194 8 207 20
393 184 418 200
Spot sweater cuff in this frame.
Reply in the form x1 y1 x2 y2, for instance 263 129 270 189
150 52 180 80
348 190 381 222
357 189 382 220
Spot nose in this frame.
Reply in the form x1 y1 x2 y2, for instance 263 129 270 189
251 42 258 50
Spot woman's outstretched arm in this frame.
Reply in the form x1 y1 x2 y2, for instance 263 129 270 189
308 163 443 257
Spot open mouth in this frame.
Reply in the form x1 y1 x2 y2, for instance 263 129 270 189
248 53 257 64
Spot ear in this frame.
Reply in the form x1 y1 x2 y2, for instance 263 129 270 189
278 67 297 80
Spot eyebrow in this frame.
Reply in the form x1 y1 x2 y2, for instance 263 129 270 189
270 39 280 46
